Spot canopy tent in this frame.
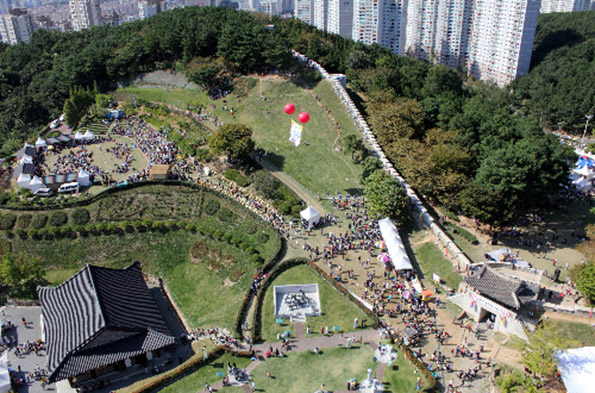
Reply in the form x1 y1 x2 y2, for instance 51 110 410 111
74 131 84 140
576 156 595 169
575 165 594 179
378 217 413 270
77 168 91 187
17 173 31 189
0 352 10 393
300 206 321 229
35 137 47 149
29 176 44 192
573 177 591 192
19 155 33 165
83 130 95 140
556 347 595 393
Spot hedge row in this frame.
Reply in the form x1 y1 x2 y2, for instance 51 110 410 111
444 222 479 245
224 169 251 187
130 346 253 393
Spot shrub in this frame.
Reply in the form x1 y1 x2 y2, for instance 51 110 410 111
85 223 95 233
255 232 269 244
204 199 220 216
252 170 281 200
106 222 118 232
14 228 27 239
217 207 234 222
250 254 264 265
445 222 478 244
31 214 48 229
190 240 208 259
245 223 258 235
214 230 224 239
185 223 196 232
222 233 233 243
224 169 251 187
95 222 107 233
49 211 68 227
152 221 163 230
71 208 90 225
0 213 17 230
443 208 460 222
16 214 32 229
27 229 39 239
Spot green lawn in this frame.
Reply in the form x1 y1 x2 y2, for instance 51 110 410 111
249 345 374 393
414 242 461 290
113 87 210 110
543 319 595 346
158 352 250 393
261 264 368 342
382 343 430 392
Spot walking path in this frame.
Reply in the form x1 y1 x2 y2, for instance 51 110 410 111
197 329 380 393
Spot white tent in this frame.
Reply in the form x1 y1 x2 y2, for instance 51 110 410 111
573 177 591 192
575 165 594 179
18 155 33 165
83 130 95 140
556 347 595 393
35 137 47 149
300 206 321 229
0 352 10 393
77 168 91 186
28 176 44 192
17 173 31 189
74 131 84 140
378 217 413 270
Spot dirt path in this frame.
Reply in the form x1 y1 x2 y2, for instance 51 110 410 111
259 158 327 215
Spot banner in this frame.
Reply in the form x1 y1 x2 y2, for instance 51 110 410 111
289 119 302 147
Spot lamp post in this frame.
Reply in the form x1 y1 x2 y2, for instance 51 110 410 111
582 114 593 147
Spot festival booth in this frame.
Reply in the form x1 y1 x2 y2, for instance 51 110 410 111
16 173 31 189
378 217 413 270
28 176 44 192
575 165 594 179
573 177 591 192
0 352 10 393
18 155 33 165
74 131 84 142
555 347 595 393
35 137 47 150
83 130 95 141
300 206 321 229
77 169 91 187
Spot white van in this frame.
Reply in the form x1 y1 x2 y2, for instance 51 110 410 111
34 188 53 197
58 182 79 194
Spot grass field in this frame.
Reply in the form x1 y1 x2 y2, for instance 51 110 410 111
414 242 462 290
261 264 368 342
249 345 374 393
157 352 250 393
382 343 429 392
542 319 595 346
116 76 365 196
44 136 148 183
3 185 281 329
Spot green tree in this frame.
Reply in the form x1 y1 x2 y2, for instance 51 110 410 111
0 252 45 299
63 85 97 128
360 156 382 185
209 124 255 161
364 170 408 221
573 262 595 303
343 134 365 160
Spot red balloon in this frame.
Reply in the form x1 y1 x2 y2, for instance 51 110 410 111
298 112 310 124
284 103 296 115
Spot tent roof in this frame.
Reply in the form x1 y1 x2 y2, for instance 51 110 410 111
556 347 595 393
30 176 43 185
78 168 90 178
0 351 9 393
83 130 94 138
378 217 413 270
300 206 320 221
74 131 84 139
576 165 593 177
17 173 31 182
35 137 47 146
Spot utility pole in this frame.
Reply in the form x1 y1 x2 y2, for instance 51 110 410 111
582 114 593 148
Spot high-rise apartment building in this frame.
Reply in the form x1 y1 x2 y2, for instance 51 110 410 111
327 0 353 38
540 0 594 13
0 8 33 45
465 0 540 86
352 0 407 54
313 0 328 30
139 0 164 19
69 0 102 31
295 0 313 24
352 0 380 46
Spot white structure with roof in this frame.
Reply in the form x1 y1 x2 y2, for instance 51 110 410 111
35 137 47 149
28 176 44 192
19 155 33 165
17 173 31 189
77 168 91 187
556 347 595 393
300 206 321 229
378 217 413 270
74 131 84 141
83 130 95 140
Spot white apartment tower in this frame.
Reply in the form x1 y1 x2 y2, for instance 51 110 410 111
540 0 594 12
138 0 163 19
465 0 540 86
295 0 314 24
352 0 407 54
0 8 33 45
69 0 103 31
313 0 328 30
327 0 353 38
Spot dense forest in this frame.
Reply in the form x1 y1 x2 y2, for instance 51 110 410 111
513 10 595 133
0 7 578 226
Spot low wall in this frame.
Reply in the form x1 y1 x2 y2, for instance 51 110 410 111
293 51 473 271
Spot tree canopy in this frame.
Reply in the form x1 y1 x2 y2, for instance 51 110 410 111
364 170 408 221
209 123 255 161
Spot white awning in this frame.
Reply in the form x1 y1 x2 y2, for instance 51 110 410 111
378 217 413 270
556 347 595 393
83 130 95 140
300 206 321 229
74 131 84 140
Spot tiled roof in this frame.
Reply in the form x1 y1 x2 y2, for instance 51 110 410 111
463 266 538 310
38 262 173 382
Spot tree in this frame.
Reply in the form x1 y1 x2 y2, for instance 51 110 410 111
209 124 255 161
63 85 97 128
0 252 45 299
572 262 595 303
343 134 365 161
360 156 382 185
364 170 408 221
